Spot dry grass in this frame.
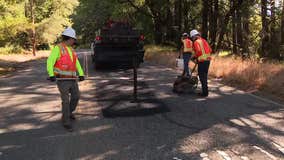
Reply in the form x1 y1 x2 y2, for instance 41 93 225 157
144 45 179 67
210 56 284 99
145 45 284 100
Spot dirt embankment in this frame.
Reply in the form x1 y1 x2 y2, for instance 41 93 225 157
0 52 50 76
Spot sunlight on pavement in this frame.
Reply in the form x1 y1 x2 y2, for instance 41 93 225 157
272 142 284 154
240 156 250 160
0 129 6 134
200 152 211 160
0 145 22 150
6 123 43 133
78 125 112 135
81 150 118 160
216 150 231 160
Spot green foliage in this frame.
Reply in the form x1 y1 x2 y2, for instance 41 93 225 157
0 0 78 54
0 0 283 60
72 0 123 44
0 0 29 48
35 0 79 45
0 45 23 54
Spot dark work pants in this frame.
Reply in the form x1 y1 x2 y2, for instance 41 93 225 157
57 80 80 126
183 52 192 76
198 61 210 96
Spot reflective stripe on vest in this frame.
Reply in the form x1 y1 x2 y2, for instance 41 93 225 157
196 39 211 62
183 39 194 53
54 68 76 77
53 43 77 77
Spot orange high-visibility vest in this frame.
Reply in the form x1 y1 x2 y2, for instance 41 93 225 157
53 43 77 78
182 38 194 53
193 37 212 62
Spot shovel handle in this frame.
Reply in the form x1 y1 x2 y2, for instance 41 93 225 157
46 77 78 81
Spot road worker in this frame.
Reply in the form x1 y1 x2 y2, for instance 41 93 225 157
179 33 194 78
190 29 212 97
47 27 85 132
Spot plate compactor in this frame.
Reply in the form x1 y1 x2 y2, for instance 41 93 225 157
173 60 198 94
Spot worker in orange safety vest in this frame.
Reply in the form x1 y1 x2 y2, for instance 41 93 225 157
47 27 85 132
190 29 212 97
179 33 194 77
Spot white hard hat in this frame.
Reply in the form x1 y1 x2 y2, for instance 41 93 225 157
62 27 76 39
182 33 189 37
190 29 200 38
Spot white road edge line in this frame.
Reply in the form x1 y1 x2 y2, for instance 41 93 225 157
240 156 250 160
231 149 250 160
211 78 284 107
272 142 284 154
247 93 284 107
253 146 277 160
216 150 232 160
200 153 211 160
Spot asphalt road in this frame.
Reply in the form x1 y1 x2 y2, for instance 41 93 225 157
0 51 283 160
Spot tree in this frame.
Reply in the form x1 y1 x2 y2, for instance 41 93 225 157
201 0 209 39
209 0 218 49
29 0 36 56
0 0 29 49
216 0 243 51
232 0 237 54
261 0 269 57
282 1 284 45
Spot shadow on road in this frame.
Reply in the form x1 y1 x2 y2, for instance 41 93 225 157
0 55 283 160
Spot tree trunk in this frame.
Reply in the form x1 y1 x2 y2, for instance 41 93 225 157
174 0 182 31
144 0 164 44
30 0 36 56
165 0 173 42
270 0 279 59
282 1 284 45
242 9 250 57
216 0 243 51
153 18 163 44
183 0 189 32
209 0 218 50
280 1 284 59
261 0 269 57
232 1 237 54
173 0 182 47
201 0 209 39
236 0 243 56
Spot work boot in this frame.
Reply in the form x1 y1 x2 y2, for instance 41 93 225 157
70 113 76 120
63 124 73 132
197 92 208 97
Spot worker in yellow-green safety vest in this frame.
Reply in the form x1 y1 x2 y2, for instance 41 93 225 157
47 27 85 132
179 33 194 77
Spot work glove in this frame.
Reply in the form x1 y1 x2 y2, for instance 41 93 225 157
79 76 85 81
191 57 197 61
49 76 56 82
